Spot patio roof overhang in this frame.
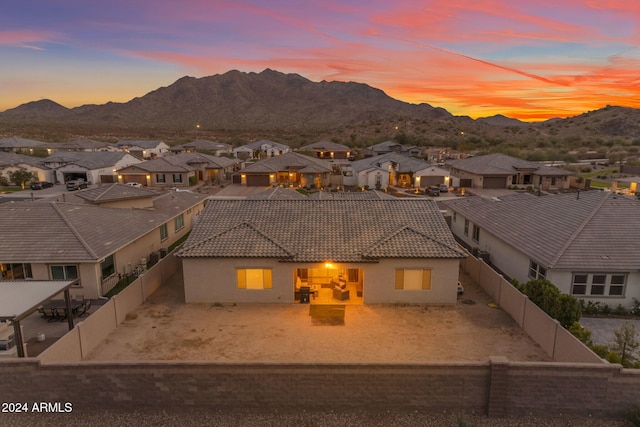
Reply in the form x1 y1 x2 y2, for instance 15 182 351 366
0 279 79 357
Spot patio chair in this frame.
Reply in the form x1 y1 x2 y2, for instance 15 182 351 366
53 307 67 322
77 299 91 317
39 307 56 321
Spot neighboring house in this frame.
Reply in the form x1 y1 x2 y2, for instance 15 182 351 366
444 191 640 307
446 153 571 190
368 141 421 157
177 199 466 304
233 140 290 160
247 187 396 200
115 140 170 159
45 139 116 153
170 139 233 156
0 137 48 154
233 151 334 188
0 185 207 299
342 152 449 189
41 152 142 184
298 140 352 160
0 152 50 184
117 152 240 187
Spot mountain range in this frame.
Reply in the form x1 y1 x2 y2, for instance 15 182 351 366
1 69 639 145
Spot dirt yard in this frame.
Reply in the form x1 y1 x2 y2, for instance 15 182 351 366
85 268 550 363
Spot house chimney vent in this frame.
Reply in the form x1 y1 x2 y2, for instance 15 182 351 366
576 189 580 200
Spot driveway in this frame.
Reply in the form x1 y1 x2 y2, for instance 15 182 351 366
579 317 640 346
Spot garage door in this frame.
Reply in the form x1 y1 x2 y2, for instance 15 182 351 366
483 177 508 189
419 175 444 187
246 174 270 186
459 179 473 188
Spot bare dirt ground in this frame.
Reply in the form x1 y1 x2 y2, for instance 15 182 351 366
86 268 551 363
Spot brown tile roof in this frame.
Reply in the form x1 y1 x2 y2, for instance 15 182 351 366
444 191 640 270
177 200 465 262
0 191 206 263
74 183 158 203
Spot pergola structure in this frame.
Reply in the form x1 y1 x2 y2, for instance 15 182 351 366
0 279 78 357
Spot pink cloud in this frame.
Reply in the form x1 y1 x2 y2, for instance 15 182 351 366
0 30 56 48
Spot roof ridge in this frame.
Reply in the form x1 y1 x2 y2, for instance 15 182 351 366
179 220 294 257
362 225 464 258
50 202 99 259
547 192 611 268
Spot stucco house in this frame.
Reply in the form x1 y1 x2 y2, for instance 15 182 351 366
368 141 421 157
0 184 207 299
177 199 466 304
0 137 48 154
115 140 170 160
0 152 50 184
41 152 142 184
444 191 640 307
233 140 290 160
45 139 116 153
233 151 334 188
170 139 233 156
341 152 450 189
298 140 352 160
117 152 240 187
446 153 572 190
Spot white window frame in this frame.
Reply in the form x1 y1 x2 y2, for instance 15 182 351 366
160 223 168 241
174 214 184 232
571 272 627 297
528 261 547 280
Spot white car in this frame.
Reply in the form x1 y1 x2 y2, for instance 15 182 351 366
125 182 143 188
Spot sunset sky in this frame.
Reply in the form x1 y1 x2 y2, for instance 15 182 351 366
2 1 639 121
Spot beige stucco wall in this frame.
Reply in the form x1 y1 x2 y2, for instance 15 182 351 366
182 257 460 304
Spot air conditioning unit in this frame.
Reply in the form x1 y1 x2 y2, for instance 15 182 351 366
477 250 491 264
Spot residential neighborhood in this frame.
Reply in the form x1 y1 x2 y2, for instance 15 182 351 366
1 135 640 421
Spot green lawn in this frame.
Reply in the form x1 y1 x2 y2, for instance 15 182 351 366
0 186 24 194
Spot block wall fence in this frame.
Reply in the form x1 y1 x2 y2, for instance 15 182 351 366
2 253 640 417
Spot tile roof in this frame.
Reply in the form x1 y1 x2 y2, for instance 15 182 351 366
42 152 132 169
240 151 332 173
298 140 351 152
444 191 640 270
74 183 158 203
47 139 114 150
248 187 396 200
130 152 238 173
171 139 232 152
177 200 465 262
241 139 289 151
447 153 571 176
115 140 165 149
0 152 47 167
0 137 48 149
0 191 206 263
350 152 432 173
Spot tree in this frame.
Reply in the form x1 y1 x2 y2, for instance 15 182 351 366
8 170 38 189
610 323 639 368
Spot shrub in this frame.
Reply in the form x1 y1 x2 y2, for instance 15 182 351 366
519 279 581 327
568 322 593 346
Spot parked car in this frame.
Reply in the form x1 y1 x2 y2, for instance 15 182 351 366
439 184 449 193
427 186 440 197
66 179 88 191
30 181 54 190
125 182 143 188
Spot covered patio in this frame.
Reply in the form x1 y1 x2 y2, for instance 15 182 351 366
0 279 78 358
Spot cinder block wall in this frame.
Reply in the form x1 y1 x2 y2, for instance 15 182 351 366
1 359 638 418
